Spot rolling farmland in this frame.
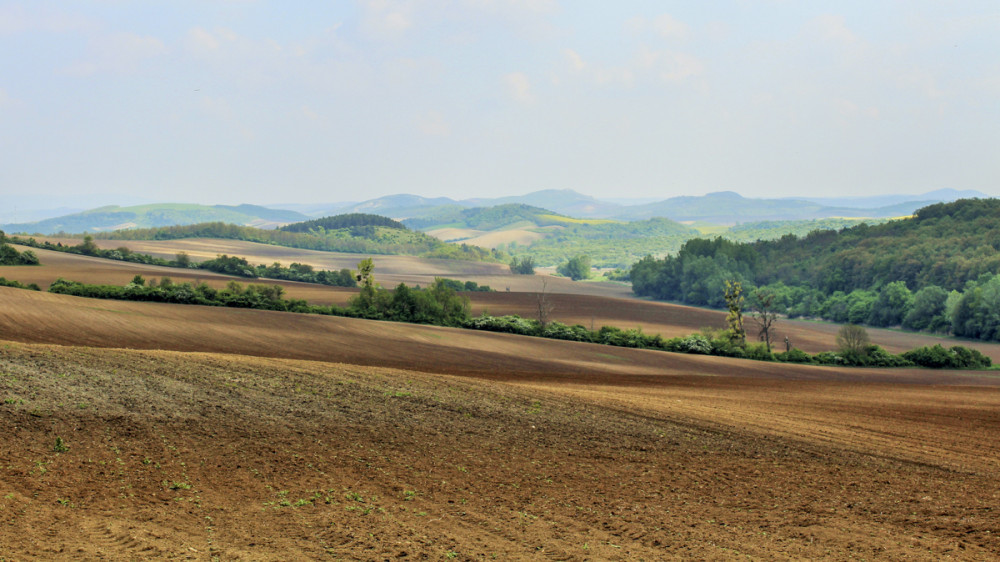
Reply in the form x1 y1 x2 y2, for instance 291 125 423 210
1 240 1000 559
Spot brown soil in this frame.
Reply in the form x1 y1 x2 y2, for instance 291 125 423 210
11 244 1000 362
2 340 1000 560
2 287 998 387
4 240 1000 559
31 238 631 297
468 291 1000 363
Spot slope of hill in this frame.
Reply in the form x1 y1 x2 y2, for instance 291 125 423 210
1 203 308 235
463 189 623 218
722 217 891 242
612 191 930 223
403 203 574 231
791 188 987 209
81 219 498 262
503 217 698 268
631 198 1000 340
5 333 1000 559
332 194 463 219
404 204 696 267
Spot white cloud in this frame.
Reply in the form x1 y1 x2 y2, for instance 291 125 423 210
563 48 585 71
626 13 691 41
415 110 450 136
64 32 167 76
359 0 416 37
652 14 691 41
636 47 704 82
804 14 858 45
357 0 557 39
504 72 533 103
185 27 242 57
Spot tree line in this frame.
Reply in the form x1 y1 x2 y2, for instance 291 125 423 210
1 255 981 370
279 213 407 233
7 235 359 288
631 199 1000 342
0 231 40 266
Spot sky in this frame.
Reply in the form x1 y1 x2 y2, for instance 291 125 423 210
1 1 998 208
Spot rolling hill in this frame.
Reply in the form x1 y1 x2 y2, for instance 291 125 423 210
610 191 933 223
1 203 308 235
284 188 987 224
4 238 1000 558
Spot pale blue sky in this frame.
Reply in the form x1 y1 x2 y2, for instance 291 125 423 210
1 1 998 207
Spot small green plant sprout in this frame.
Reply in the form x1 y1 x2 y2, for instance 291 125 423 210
53 437 69 453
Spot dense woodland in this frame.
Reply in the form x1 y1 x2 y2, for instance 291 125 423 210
504 217 696 268
279 213 406 233
402 203 555 231
631 199 1000 342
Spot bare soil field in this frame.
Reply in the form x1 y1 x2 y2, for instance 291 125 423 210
2 287 999 387
2 338 1000 560
8 243 1000 362
27 239 633 297
425 227 546 249
2 269 1000 560
468 291 1000 363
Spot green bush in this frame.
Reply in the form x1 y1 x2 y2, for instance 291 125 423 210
0 277 41 291
902 344 992 369
775 348 813 363
557 255 592 281
744 343 774 362
509 256 535 275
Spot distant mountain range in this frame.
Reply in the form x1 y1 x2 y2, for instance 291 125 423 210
1 204 307 235
292 188 988 225
3 188 990 235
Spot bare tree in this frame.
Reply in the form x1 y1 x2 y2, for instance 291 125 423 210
536 278 555 327
836 324 870 355
752 289 779 353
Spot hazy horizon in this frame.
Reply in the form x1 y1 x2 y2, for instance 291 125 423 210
2 1 998 206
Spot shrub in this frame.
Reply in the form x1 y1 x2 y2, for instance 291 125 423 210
902 344 992 369
744 342 774 362
509 256 535 275
678 334 712 355
775 348 813 363
557 255 592 281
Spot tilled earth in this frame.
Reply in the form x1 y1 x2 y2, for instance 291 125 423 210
2 342 999 560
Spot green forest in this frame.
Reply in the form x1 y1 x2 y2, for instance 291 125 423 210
631 199 1000 342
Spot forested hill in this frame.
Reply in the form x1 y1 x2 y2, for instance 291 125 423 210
2 203 307 235
750 198 1000 292
402 204 563 231
630 198 1000 341
280 213 406 233
85 220 499 261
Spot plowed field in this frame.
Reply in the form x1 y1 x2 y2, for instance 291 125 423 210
2 339 999 560
3 243 1000 559
9 243 1000 361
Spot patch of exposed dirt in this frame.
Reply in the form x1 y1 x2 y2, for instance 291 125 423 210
2 342 1000 560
